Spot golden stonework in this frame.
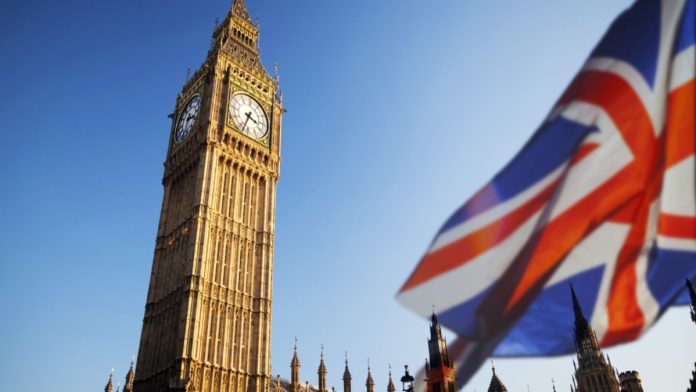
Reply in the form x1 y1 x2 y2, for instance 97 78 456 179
133 1 283 391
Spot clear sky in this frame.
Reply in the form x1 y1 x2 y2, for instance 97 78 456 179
0 1 694 391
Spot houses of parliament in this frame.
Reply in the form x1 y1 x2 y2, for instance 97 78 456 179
101 1 696 391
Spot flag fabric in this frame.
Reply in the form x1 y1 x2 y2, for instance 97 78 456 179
397 0 696 387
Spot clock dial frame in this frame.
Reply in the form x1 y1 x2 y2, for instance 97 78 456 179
175 95 201 143
228 92 269 143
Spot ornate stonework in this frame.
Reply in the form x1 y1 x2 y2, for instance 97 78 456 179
133 1 283 391
425 313 457 392
570 287 620 392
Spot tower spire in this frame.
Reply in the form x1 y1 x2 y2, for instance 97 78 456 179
570 285 586 323
486 364 507 392
344 352 352 392
387 365 396 392
230 0 251 22
570 285 597 351
366 359 375 392
426 311 456 392
569 287 620 392
291 338 301 390
318 346 327 392
105 371 114 392
123 360 134 392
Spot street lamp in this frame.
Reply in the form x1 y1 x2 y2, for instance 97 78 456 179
401 365 415 392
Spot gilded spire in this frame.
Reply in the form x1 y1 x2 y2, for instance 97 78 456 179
318 345 326 374
366 359 375 392
105 371 114 392
123 360 134 392
292 339 301 368
292 338 301 387
318 346 327 392
230 0 251 22
387 365 396 392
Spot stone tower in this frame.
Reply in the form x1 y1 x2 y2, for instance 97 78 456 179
486 366 507 392
618 371 643 392
133 0 283 391
291 341 301 392
570 287 620 392
425 313 457 392
106 373 114 392
318 350 327 392
123 361 135 392
366 363 375 392
343 355 352 392
387 368 396 392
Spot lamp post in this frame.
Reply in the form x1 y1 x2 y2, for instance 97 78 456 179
401 365 415 392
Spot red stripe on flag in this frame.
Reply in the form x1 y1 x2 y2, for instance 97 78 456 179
400 179 560 292
503 70 660 312
602 124 665 345
659 213 696 239
665 80 695 168
558 71 657 161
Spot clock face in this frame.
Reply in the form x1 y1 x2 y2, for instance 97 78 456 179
175 95 201 143
229 93 269 140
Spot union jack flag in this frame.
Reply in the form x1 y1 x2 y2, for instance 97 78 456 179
397 0 696 387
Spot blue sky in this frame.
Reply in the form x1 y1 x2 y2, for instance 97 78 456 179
0 1 694 391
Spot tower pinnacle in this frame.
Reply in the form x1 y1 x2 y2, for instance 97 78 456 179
570 285 598 352
570 285 586 322
387 365 396 392
487 365 507 392
344 352 352 392
291 339 301 389
318 346 327 392
366 360 375 392
105 372 114 392
569 287 620 391
425 312 456 392
230 0 251 22
123 361 134 392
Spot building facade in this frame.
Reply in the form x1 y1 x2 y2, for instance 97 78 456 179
133 1 283 391
569 287 620 392
425 314 457 392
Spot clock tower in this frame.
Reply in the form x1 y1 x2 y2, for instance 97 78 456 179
134 1 283 391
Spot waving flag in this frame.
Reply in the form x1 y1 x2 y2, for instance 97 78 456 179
397 0 696 387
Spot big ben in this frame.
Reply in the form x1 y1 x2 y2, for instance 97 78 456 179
134 1 283 391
